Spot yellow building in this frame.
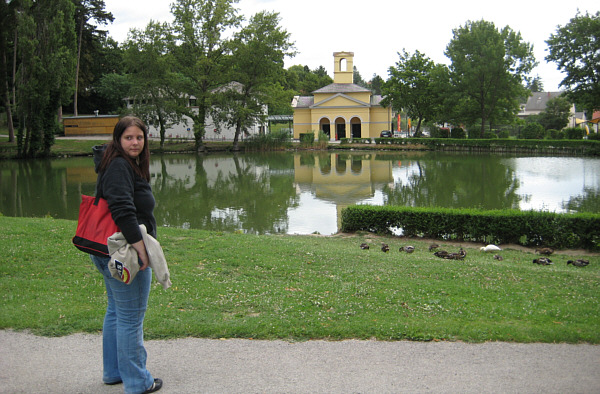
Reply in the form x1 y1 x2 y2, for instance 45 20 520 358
292 51 392 141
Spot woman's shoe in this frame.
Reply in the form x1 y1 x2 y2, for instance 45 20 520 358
142 378 163 393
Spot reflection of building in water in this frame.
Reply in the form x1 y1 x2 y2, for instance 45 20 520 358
293 153 393 228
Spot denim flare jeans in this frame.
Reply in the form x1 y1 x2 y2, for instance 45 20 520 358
91 254 155 394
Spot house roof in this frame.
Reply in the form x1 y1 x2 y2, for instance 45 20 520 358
524 92 563 112
292 93 384 109
312 83 371 94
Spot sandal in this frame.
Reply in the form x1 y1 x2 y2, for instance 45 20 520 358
142 378 163 393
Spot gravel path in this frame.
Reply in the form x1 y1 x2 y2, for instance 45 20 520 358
1 330 599 393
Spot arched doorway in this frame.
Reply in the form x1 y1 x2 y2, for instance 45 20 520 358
320 118 331 140
335 117 346 140
350 117 362 138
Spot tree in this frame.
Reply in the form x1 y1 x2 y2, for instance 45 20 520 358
169 0 242 152
445 20 536 137
369 74 384 95
72 0 113 116
353 66 368 88
217 11 295 150
13 0 77 157
527 75 544 93
123 21 187 149
285 65 332 96
535 96 572 130
0 0 18 142
381 50 438 135
546 11 600 115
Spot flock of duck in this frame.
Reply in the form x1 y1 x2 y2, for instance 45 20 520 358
359 242 591 267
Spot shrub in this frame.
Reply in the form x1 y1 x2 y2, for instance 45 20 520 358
497 130 510 139
450 127 466 139
587 132 600 141
341 205 600 251
564 127 585 140
548 129 564 139
299 132 315 144
482 131 497 139
431 127 450 138
521 122 546 139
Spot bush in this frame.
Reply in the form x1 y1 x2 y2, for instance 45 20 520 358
244 130 290 151
431 127 450 138
587 132 600 141
450 127 466 139
521 122 546 139
497 130 510 139
482 131 497 139
341 205 600 251
548 129 565 139
299 132 315 144
564 127 585 140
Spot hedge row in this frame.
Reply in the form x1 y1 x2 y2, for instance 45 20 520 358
337 138 600 155
340 205 600 251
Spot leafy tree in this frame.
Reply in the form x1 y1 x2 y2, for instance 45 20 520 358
536 96 571 130
369 74 384 95
381 49 438 135
169 0 242 152
72 0 113 116
285 65 332 95
13 0 77 157
445 20 536 137
95 72 131 112
546 11 600 114
75 36 124 114
218 11 295 151
123 21 187 148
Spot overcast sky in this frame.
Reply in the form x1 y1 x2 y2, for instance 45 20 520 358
102 0 598 92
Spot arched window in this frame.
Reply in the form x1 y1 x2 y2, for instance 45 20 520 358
339 58 347 72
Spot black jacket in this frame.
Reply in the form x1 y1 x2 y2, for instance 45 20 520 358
93 145 156 244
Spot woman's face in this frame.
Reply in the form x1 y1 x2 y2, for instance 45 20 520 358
120 126 145 159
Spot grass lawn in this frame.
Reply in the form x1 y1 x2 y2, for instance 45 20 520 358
0 216 598 343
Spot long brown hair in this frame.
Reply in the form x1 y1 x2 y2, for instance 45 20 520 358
98 116 150 181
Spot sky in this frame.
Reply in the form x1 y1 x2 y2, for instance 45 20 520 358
102 0 599 92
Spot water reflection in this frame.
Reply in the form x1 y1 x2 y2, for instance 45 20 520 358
1 152 599 235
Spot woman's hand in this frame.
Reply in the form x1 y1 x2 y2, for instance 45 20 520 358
131 240 150 270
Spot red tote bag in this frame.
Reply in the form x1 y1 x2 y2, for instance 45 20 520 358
72 195 120 257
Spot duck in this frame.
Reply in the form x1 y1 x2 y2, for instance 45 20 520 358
533 257 553 265
428 243 440 252
567 259 589 267
445 248 467 260
400 246 415 253
493 254 503 261
381 243 390 253
433 250 449 258
360 243 370 250
480 244 501 252
535 247 554 256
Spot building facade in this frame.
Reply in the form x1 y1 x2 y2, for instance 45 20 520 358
292 52 391 140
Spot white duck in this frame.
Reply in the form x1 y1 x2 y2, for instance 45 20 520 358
480 244 502 252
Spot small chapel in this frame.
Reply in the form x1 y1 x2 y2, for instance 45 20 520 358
291 51 392 141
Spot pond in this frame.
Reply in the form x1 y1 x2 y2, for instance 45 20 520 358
1 151 599 235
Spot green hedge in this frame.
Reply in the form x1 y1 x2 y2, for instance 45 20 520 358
341 205 600 251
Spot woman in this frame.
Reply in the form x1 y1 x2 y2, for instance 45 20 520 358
90 116 162 394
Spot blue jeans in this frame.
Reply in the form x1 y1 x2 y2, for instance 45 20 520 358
91 254 155 394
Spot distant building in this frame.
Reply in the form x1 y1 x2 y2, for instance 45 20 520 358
128 81 268 141
517 91 582 128
292 51 391 140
